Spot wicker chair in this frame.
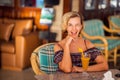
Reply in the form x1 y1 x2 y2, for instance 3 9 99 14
108 15 120 29
108 15 120 36
30 43 58 75
81 19 120 66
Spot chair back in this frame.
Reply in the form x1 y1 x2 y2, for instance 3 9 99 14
30 43 58 75
109 15 120 29
84 19 105 37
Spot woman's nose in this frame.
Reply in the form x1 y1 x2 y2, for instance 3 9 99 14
72 26 76 30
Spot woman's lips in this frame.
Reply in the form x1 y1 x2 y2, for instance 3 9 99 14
71 32 77 35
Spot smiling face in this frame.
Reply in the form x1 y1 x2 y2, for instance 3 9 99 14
67 17 83 39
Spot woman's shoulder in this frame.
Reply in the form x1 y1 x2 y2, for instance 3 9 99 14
54 39 65 52
83 39 95 49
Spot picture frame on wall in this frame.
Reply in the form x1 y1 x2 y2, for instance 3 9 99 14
40 8 55 24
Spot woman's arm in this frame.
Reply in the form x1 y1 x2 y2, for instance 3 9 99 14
54 37 73 73
59 44 72 73
72 55 109 72
72 40 109 72
87 55 109 71
86 40 109 71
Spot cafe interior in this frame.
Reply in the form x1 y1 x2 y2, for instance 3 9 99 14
0 0 120 80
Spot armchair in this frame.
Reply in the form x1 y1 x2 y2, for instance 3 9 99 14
81 19 120 66
0 19 40 71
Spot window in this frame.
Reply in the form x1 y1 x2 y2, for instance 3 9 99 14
98 0 107 9
110 0 117 8
84 0 96 10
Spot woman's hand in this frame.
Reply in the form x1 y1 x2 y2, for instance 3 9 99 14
72 66 83 72
65 36 73 46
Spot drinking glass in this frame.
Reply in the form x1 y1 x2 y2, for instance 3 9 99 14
81 53 90 77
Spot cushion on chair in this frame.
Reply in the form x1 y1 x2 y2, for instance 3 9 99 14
84 19 105 37
0 41 15 53
38 43 58 74
91 39 120 50
110 16 120 28
3 18 33 39
0 23 14 41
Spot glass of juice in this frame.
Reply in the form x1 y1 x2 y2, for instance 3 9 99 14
81 53 90 77
81 57 90 71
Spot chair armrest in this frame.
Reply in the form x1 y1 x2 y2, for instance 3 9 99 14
105 36 120 39
15 32 40 69
109 21 120 29
81 31 109 60
81 31 108 46
103 26 120 33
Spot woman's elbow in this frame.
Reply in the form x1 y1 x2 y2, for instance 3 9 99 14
105 64 109 70
103 62 109 70
60 66 72 73
59 63 72 73
63 68 72 73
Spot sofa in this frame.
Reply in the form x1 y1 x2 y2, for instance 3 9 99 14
0 18 40 71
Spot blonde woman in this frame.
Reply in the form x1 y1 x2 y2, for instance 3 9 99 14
54 11 108 73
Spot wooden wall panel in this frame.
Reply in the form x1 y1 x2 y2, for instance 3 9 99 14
63 0 72 14
0 6 15 18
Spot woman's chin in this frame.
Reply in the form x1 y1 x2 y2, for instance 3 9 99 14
72 36 78 39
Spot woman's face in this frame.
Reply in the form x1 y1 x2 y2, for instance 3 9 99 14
67 17 82 39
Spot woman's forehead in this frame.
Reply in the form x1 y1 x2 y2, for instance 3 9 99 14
68 17 81 23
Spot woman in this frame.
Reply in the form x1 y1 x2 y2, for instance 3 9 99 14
54 11 108 73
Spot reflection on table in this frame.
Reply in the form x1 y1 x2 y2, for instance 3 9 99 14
35 69 120 80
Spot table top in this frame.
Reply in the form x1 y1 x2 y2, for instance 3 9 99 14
35 69 120 80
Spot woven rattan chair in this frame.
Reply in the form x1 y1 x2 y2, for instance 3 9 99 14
30 43 58 75
108 15 120 36
81 19 120 66
108 15 120 29
108 15 120 64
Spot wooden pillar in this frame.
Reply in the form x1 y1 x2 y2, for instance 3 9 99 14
79 0 83 14
63 0 72 14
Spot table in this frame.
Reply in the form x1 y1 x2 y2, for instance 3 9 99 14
35 69 120 80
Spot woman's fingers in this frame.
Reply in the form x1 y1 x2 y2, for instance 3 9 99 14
72 66 83 72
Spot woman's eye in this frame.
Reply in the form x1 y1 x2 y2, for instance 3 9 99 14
75 24 80 27
68 24 72 27
68 23 81 27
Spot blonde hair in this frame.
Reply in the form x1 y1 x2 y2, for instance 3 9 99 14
62 11 84 32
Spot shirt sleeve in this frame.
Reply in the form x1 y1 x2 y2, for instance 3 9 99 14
54 50 63 64
85 47 102 61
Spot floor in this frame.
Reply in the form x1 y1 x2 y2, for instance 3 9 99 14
0 59 120 80
0 67 36 80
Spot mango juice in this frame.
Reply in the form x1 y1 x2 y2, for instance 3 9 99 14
81 57 90 71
